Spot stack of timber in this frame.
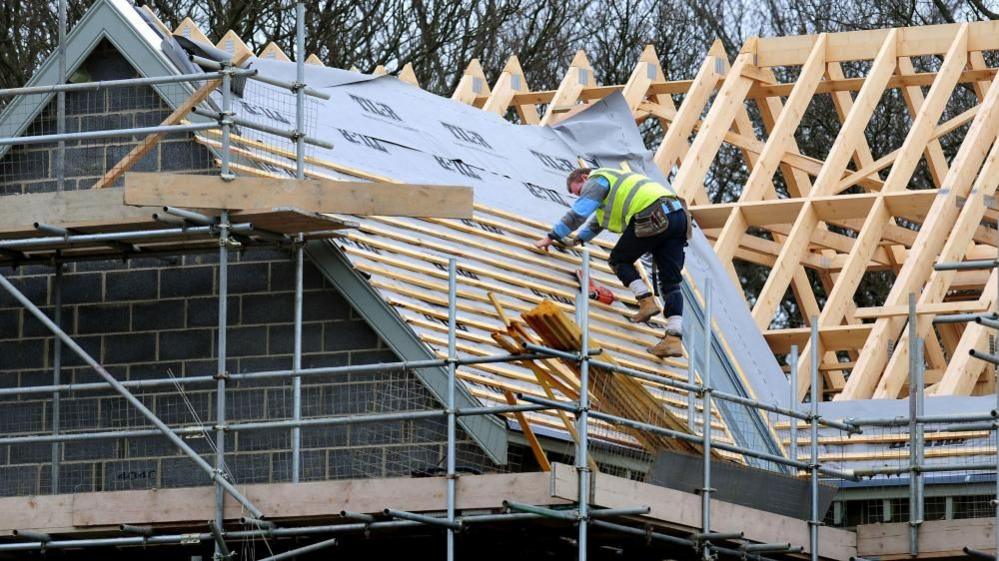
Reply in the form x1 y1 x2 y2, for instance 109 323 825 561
522 300 705 456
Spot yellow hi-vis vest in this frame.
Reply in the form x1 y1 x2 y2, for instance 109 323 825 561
589 168 678 233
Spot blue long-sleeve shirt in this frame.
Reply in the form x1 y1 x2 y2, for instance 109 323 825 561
548 176 609 243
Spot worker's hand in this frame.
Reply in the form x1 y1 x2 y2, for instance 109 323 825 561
561 234 581 247
533 235 554 252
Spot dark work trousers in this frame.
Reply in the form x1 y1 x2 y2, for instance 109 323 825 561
607 208 688 323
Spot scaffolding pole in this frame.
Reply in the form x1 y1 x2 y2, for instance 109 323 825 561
295 3 306 179
50 263 62 493
789 345 799 475
907 293 924 556
701 278 713 561
214 211 232 560
577 247 591 561
809 319 819 561
56 0 66 193
291 234 304 483
0 351 551 398
446 257 458 561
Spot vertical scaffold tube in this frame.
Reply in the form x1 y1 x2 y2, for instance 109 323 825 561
51 264 63 493
789 345 798 475
214 211 230 560
578 248 591 561
291 234 303 483
56 0 66 192
220 60 233 179
294 3 306 179
809 319 819 561
907 293 919 556
446 258 458 561
915 336 925 552
701 278 713 561
687 335 697 433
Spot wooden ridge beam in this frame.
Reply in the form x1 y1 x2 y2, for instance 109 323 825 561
753 20 999 66
507 68 995 106
853 300 989 319
750 67 996 98
690 191 939 230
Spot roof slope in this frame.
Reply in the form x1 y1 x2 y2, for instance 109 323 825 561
199 56 787 462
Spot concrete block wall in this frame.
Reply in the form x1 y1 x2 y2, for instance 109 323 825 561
0 40 213 195
0 42 514 497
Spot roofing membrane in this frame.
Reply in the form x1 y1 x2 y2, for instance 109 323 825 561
198 54 788 462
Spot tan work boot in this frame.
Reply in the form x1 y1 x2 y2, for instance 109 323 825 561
647 333 683 358
630 294 660 323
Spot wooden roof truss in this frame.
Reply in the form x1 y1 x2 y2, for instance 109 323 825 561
443 24 999 403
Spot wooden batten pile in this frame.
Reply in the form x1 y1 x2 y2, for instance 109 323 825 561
521 300 704 456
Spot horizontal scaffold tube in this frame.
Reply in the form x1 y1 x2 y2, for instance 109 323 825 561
0 121 218 146
0 403 559 445
0 68 256 97
0 352 551 397
0 505 649 553
934 259 998 271
590 520 785 561
853 462 999 477
0 223 253 251
847 411 999 427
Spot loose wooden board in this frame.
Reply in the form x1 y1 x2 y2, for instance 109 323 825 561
857 518 996 558
0 188 351 238
123 172 474 218
551 463 857 560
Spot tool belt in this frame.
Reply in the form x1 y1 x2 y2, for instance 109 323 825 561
633 197 692 239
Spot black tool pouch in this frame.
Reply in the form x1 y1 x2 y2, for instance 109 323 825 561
634 198 670 238
679 197 693 240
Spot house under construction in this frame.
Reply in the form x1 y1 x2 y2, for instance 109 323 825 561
0 1 998 559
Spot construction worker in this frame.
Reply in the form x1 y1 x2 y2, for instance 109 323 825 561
534 167 691 358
